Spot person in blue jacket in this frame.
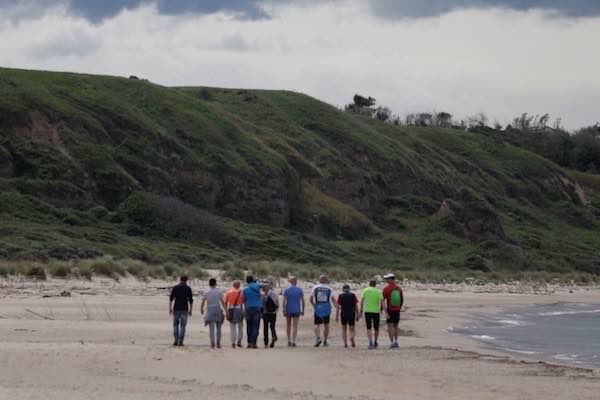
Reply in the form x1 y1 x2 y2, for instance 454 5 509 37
243 275 263 348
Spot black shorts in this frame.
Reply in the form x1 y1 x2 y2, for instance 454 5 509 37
287 313 300 318
365 312 380 330
386 310 401 324
341 315 355 326
314 314 330 325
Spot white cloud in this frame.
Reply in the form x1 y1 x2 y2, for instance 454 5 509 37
0 1 598 129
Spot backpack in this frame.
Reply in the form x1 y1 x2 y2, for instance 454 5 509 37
390 287 403 308
265 294 277 313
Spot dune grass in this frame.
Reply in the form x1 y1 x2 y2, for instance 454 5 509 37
1 257 597 285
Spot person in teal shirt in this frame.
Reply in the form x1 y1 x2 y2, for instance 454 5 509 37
359 280 383 349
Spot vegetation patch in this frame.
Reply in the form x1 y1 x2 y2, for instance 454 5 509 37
296 181 374 239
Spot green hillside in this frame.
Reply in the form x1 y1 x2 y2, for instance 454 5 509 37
1 67 599 281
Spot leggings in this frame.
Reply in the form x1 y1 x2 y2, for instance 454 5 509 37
208 321 222 347
263 313 277 345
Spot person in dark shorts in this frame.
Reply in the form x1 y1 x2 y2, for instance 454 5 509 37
335 284 358 348
283 276 304 347
310 275 337 347
360 279 384 349
169 275 193 346
382 273 404 349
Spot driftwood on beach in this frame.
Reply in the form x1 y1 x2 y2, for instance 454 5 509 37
25 308 54 320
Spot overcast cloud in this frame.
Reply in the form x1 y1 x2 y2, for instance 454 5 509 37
0 0 598 129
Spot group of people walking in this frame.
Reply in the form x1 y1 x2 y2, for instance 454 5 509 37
168 273 404 350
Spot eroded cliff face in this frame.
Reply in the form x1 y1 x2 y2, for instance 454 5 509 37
0 144 13 177
2 108 590 241
1 108 300 227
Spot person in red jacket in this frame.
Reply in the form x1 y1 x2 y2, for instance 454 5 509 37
382 273 404 349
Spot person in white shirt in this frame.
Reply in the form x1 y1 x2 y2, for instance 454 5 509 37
310 275 337 347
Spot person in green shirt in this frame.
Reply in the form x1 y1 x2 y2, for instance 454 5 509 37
359 279 384 349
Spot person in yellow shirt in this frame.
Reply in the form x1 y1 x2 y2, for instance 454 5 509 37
359 279 384 349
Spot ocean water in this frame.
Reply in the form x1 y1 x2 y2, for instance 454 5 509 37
449 303 600 367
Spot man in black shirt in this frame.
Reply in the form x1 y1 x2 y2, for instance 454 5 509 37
335 284 359 348
169 275 193 346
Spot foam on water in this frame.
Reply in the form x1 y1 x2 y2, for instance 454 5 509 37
497 319 525 326
538 309 600 317
450 303 600 368
470 335 495 340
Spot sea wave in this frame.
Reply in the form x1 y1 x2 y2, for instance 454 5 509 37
554 354 580 361
538 309 600 317
497 319 526 326
503 348 538 355
470 335 495 340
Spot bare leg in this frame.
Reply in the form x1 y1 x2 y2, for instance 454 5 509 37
286 316 292 342
323 323 330 343
342 324 348 346
292 317 299 343
349 325 356 344
387 324 394 343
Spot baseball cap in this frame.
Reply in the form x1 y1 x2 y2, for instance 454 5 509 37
383 273 395 280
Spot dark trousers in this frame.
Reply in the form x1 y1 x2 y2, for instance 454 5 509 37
245 306 262 345
263 313 277 345
173 310 188 344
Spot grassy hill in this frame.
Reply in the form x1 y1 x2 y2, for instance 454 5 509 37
1 67 599 282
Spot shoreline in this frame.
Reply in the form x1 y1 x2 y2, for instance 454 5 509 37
396 287 600 371
444 300 600 370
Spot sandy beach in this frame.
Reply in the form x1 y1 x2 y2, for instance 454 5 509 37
1 279 599 400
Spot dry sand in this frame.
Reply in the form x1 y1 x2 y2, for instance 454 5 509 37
1 278 600 400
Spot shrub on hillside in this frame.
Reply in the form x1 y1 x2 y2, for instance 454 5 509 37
118 192 156 227
89 206 109 220
118 192 237 247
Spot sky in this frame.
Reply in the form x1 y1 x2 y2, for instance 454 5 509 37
1 0 599 129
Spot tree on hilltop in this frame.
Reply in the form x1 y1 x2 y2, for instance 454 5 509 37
345 94 377 115
375 106 391 121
